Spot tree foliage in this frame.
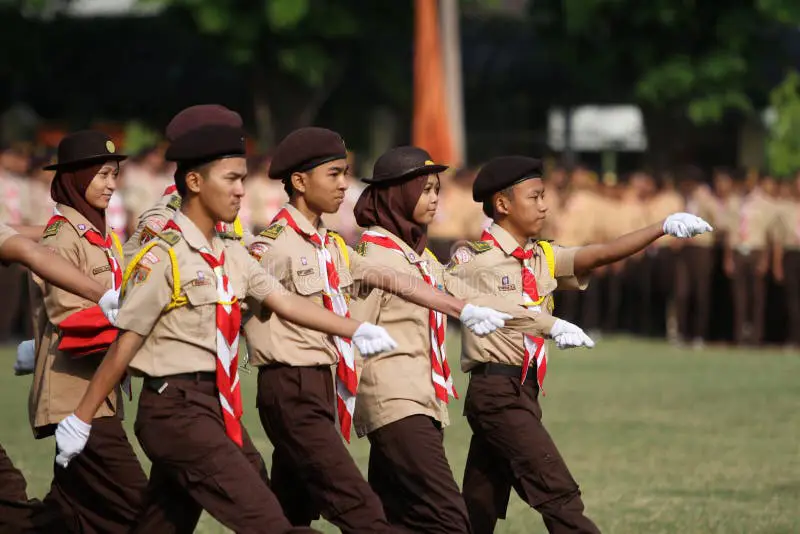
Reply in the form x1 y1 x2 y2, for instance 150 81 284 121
766 70 800 176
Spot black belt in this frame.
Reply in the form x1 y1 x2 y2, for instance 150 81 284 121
470 362 525 378
143 372 215 393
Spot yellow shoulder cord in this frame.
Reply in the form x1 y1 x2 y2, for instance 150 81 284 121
537 240 556 312
233 217 244 244
329 232 350 268
110 232 123 260
424 247 439 263
120 241 187 311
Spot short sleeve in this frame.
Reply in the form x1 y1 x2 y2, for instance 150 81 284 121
116 252 172 336
552 245 589 290
245 254 283 302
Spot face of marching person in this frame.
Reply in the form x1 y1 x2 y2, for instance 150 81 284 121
411 174 440 225
189 157 247 224
292 159 349 215
84 161 119 210
494 177 548 237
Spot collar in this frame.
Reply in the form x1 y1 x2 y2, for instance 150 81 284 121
284 203 328 239
55 204 101 237
173 211 224 255
487 222 536 256
370 226 428 264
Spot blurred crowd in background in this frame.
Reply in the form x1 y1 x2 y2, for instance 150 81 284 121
2 140 798 349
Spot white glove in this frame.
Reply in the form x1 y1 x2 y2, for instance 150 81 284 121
98 289 120 325
460 304 513 337
549 319 595 350
55 414 91 468
663 213 713 238
14 339 35 376
352 323 398 357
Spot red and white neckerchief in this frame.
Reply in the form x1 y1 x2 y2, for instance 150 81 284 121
164 219 244 446
359 230 457 402
271 208 357 442
482 229 547 391
163 184 177 195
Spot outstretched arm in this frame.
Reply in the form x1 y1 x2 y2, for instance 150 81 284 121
573 223 664 278
360 266 464 318
263 286 360 338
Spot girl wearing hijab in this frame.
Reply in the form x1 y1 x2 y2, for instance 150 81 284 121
351 146 487 534
30 131 146 533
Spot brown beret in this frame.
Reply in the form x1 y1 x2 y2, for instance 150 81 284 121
472 156 543 202
164 104 246 163
269 127 346 180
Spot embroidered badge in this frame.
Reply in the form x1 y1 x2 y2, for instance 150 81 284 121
77 224 86 231
167 195 181 211
355 242 368 256
498 275 517 292
130 264 151 285
158 230 181 246
92 265 111 275
149 218 166 232
300 256 308 266
259 222 285 240
249 242 270 261
143 251 160 265
139 225 158 245
452 247 473 265
42 220 64 239
468 241 492 253
296 268 314 277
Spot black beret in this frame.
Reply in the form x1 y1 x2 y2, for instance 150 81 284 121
472 156 543 202
164 104 246 163
269 127 346 180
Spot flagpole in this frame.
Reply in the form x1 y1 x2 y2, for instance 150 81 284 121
440 0 466 167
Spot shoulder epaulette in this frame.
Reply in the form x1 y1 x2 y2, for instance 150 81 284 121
467 240 492 253
42 219 65 239
355 241 368 256
166 195 181 211
259 222 285 240
217 231 239 241
157 230 182 246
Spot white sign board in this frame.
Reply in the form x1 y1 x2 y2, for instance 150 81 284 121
548 105 647 152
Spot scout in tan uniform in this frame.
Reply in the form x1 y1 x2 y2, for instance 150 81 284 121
349 147 579 534
723 172 779 345
772 174 800 347
0 222 120 533
449 156 713 534
246 130 510 533
58 106 396 534
25 131 147 534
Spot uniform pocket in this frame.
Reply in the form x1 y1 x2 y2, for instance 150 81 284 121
183 282 218 337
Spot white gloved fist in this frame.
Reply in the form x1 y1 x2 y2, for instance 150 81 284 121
14 339 35 376
98 288 120 325
352 323 398 357
663 213 713 238
549 319 595 349
55 414 91 468
460 304 513 337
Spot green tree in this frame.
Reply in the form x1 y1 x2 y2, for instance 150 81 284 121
527 0 800 167
766 71 800 177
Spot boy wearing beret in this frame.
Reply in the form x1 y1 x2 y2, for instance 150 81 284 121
245 127 513 533
448 156 713 534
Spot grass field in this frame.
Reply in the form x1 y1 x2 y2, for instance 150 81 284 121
2 337 799 533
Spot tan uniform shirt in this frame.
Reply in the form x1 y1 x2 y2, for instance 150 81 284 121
117 211 280 377
726 189 778 252
685 186 720 248
29 205 122 434
123 189 181 263
0 222 17 250
244 203 353 367
447 223 585 372
774 199 800 251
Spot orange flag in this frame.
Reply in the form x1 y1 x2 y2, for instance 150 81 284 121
413 0 455 165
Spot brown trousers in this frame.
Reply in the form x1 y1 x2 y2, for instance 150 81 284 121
367 414 471 534
462 371 600 534
257 365 396 533
0 443 64 534
732 251 767 345
676 245 714 341
133 375 311 534
783 251 800 345
42 415 147 534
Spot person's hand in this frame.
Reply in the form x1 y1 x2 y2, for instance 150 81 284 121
663 213 713 238
549 319 595 349
14 339 35 376
459 304 513 336
352 323 398 356
98 289 120 325
55 414 91 468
